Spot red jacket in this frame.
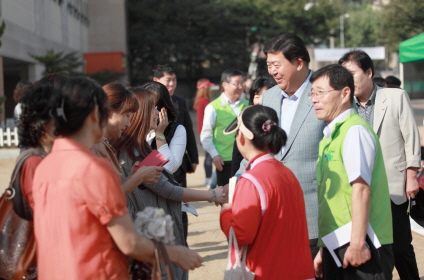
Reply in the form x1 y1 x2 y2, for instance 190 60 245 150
220 153 314 280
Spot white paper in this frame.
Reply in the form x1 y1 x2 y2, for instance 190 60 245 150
181 202 198 216
228 176 238 203
321 222 381 267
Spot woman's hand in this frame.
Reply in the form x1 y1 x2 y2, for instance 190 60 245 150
213 186 228 205
155 108 168 136
166 245 202 271
134 166 163 184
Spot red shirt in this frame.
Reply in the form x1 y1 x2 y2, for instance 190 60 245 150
220 153 314 280
32 138 129 280
196 97 209 134
20 156 43 209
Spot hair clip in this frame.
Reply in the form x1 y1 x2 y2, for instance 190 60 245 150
262 119 276 133
56 97 67 122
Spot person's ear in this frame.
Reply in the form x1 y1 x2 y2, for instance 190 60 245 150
153 77 159 82
365 68 373 79
294 58 304 70
89 105 100 124
239 131 246 146
341 87 351 103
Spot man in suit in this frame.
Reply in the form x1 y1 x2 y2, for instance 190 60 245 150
153 64 199 245
339 50 421 280
237 33 326 257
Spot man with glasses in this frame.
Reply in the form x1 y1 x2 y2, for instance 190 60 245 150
311 63 394 280
339 50 420 280
201 69 249 186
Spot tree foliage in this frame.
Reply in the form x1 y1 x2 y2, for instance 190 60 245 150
379 0 424 51
342 2 383 48
30 49 84 75
127 0 338 84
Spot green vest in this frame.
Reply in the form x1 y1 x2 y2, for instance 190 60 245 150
316 112 393 247
210 96 248 161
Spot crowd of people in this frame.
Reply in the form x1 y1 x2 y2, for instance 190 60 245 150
2 32 421 280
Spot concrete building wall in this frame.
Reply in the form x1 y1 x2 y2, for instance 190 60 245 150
1 0 89 65
87 0 127 54
0 0 90 121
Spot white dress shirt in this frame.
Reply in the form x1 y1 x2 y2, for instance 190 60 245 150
323 108 376 185
279 71 312 155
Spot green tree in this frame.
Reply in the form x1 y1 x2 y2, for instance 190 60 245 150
127 0 338 84
342 2 383 48
379 0 424 51
30 49 84 75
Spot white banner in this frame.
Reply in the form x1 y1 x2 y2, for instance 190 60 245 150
314 47 385 62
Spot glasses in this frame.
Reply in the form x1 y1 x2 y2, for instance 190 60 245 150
227 82 245 88
308 89 341 99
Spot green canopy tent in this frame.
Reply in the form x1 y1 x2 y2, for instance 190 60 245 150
399 33 424 98
400 33 424 63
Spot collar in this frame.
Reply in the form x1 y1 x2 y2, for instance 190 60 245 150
52 137 93 154
220 92 241 106
323 108 355 139
280 70 312 100
245 152 274 171
355 84 377 106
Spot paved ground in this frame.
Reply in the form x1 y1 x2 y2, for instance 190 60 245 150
3 102 424 279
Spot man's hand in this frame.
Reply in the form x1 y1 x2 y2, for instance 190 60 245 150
213 155 224 171
343 243 371 268
167 245 202 271
314 248 323 278
406 168 419 199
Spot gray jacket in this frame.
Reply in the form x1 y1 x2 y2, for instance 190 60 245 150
118 149 187 280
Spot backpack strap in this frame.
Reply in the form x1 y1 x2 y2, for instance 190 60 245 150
240 173 267 216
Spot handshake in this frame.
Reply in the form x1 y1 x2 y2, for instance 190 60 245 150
210 184 229 206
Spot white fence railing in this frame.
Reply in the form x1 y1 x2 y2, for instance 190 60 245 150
0 118 19 147
0 127 19 147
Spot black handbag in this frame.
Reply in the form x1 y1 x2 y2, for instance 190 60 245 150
130 241 175 280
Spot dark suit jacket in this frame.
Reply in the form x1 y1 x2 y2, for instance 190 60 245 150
171 95 199 165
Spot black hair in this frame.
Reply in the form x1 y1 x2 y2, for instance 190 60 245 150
35 73 69 87
372 77 387 87
241 105 287 154
13 81 33 103
152 64 177 78
310 64 355 104
263 33 310 64
18 85 54 148
220 69 244 84
385 75 401 87
248 75 277 105
141 81 177 122
50 77 109 136
338 49 375 78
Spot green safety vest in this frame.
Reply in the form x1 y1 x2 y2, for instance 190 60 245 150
210 96 248 161
316 112 393 246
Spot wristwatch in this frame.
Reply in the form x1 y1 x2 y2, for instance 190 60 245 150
156 135 165 141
